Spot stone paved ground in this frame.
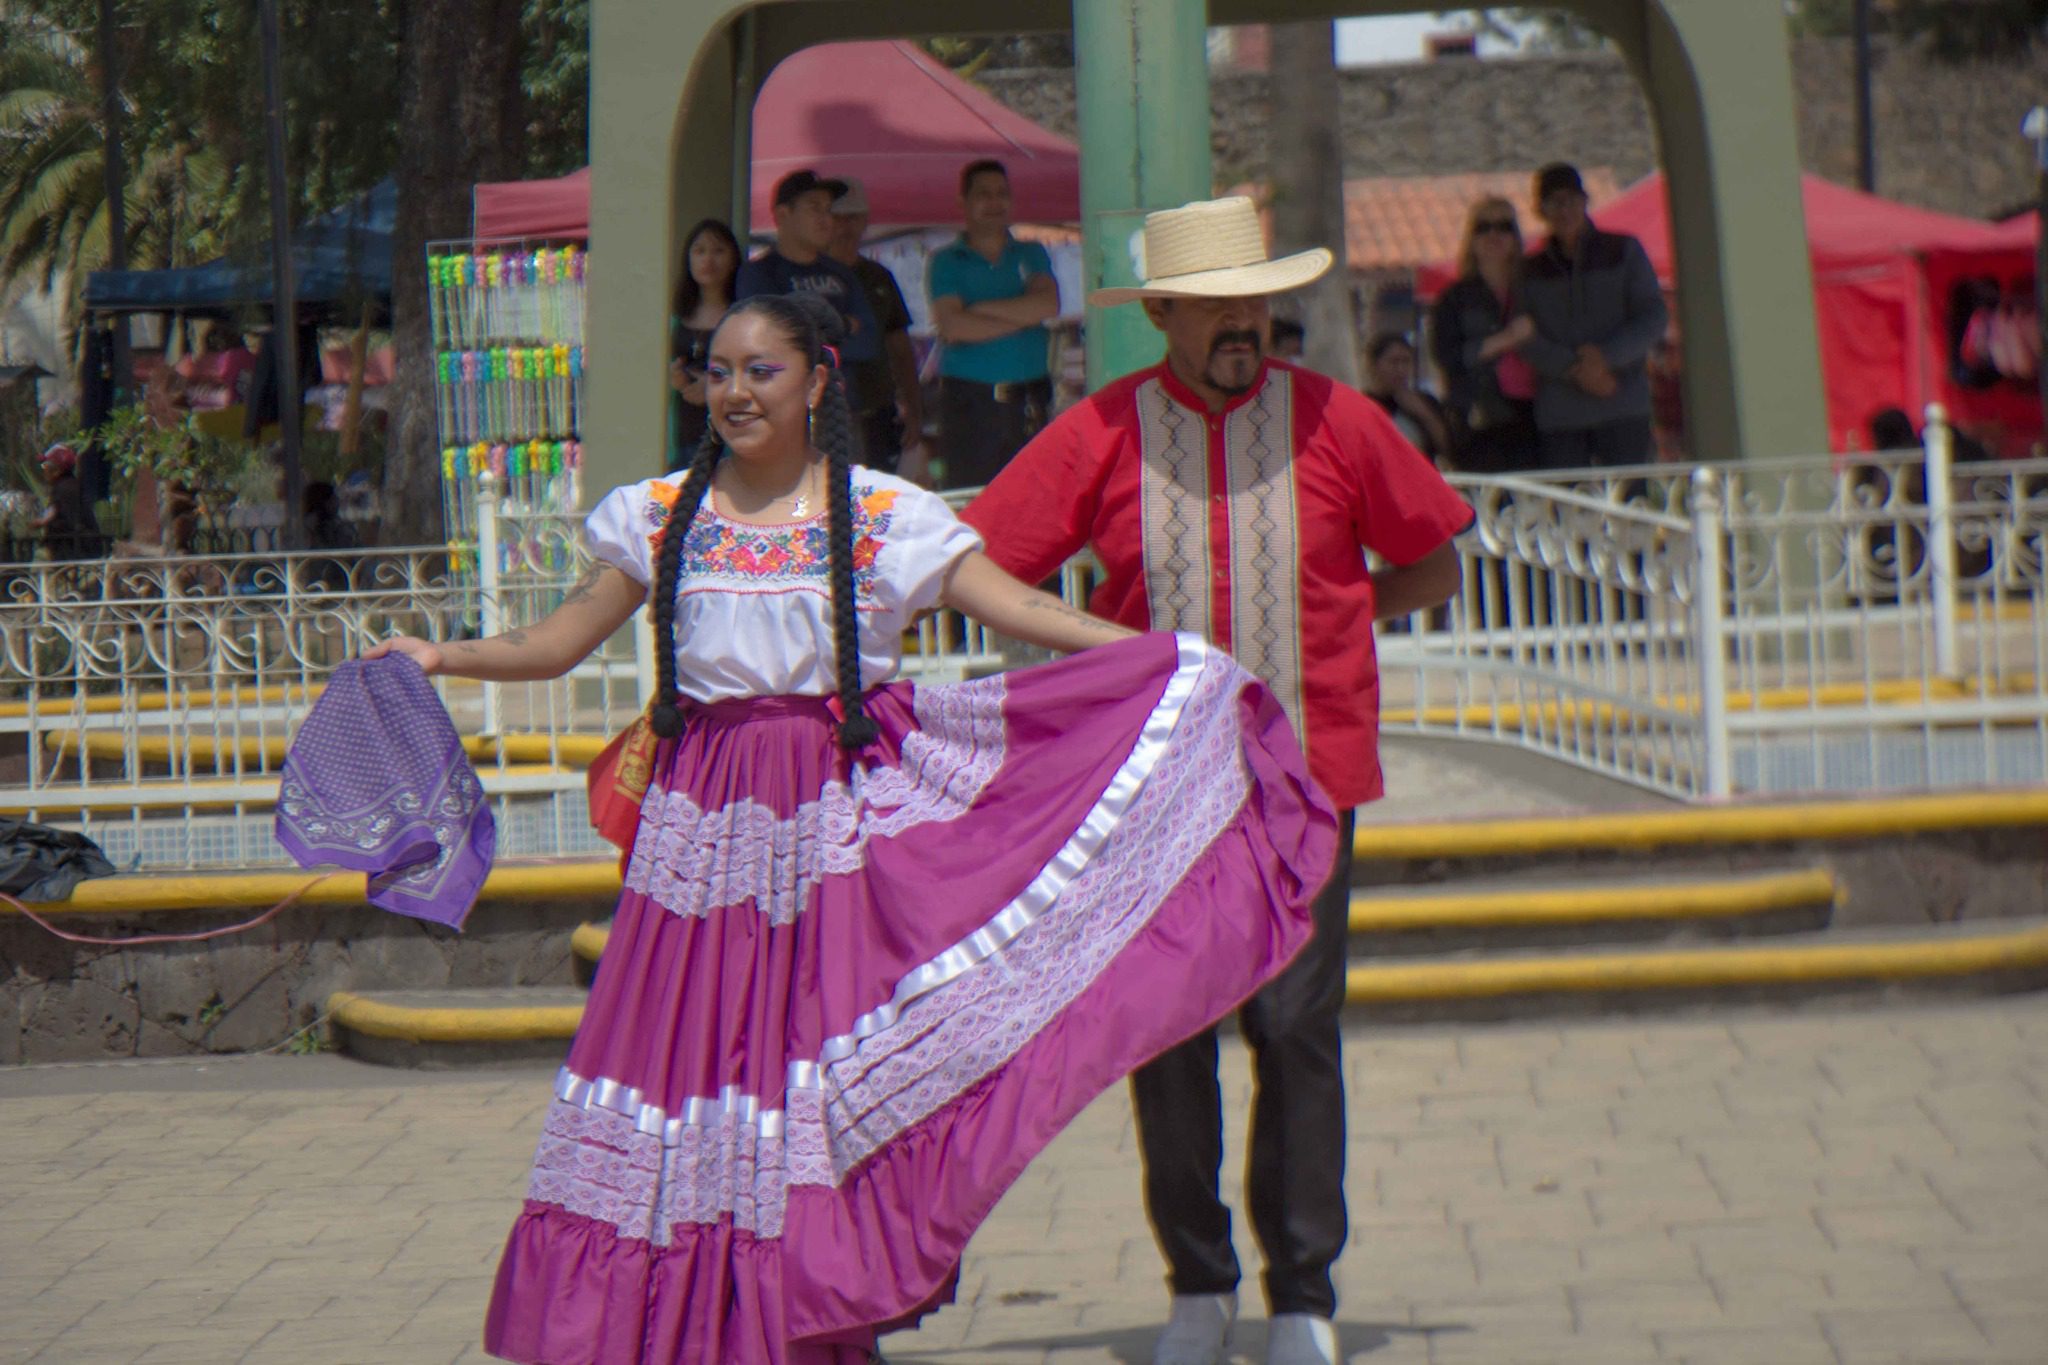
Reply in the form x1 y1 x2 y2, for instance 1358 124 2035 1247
3 999 2045 1365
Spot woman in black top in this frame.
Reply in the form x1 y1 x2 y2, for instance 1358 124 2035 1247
667 219 741 464
1430 195 1540 473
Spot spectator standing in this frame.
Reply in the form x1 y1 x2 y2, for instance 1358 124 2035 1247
1430 196 1540 473
32 443 101 562
1270 317 1306 360
668 218 741 465
826 178 925 477
1518 163 1669 468
927 159 1059 489
734 169 884 456
1362 334 1452 466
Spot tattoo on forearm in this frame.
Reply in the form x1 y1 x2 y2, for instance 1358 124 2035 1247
1018 595 1131 639
445 624 530 658
560 565 606 609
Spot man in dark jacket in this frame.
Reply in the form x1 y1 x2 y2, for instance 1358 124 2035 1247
1518 163 1669 468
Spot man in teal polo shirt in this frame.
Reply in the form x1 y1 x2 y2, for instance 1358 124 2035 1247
927 159 1059 489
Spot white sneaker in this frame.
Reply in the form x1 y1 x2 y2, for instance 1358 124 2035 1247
1264 1313 1338 1365
1152 1292 1237 1365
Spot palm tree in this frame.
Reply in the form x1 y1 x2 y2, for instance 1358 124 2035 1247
0 4 232 319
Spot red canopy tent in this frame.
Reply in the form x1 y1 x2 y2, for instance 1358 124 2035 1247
472 167 591 242
1422 173 2042 454
471 41 1081 240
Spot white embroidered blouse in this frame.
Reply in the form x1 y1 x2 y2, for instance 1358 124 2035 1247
584 468 984 702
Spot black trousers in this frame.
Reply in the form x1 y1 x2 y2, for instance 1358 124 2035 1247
937 376 1051 490
1130 808 1357 1318
1535 413 1655 470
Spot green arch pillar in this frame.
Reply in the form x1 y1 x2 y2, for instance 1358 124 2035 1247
583 0 1826 507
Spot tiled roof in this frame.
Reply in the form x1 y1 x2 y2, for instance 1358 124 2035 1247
1233 168 1625 273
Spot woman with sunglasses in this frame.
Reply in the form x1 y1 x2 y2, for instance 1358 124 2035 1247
1430 196 1540 473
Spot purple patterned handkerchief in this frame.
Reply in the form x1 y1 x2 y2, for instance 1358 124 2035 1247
275 655 494 929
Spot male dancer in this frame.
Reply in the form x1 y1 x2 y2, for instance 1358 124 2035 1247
963 197 1472 1365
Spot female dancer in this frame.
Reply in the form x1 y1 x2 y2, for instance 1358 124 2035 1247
369 292 1336 1363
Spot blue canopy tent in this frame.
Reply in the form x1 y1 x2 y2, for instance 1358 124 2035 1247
84 179 394 316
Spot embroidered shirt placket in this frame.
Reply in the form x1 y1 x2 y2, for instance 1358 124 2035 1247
1203 390 1236 652
1223 372 1308 737
1136 379 1213 636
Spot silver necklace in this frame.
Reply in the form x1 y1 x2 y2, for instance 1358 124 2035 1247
728 466 817 518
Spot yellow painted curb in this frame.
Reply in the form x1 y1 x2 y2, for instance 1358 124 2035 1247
570 920 611 962
1380 674 2042 729
1354 790 2048 861
1957 601 2037 626
1345 921 2048 1003
485 734 608 766
1349 868 1838 934
41 730 610 770
9 859 621 917
326 990 583 1043
0 764 578 815
0 683 323 720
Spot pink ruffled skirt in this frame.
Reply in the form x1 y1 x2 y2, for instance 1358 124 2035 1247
483 632 1337 1363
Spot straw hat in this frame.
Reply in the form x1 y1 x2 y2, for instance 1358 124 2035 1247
1089 196 1333 306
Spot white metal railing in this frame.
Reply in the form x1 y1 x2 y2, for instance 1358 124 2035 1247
1375 470 1720 799
8 415 2045 870
1378 407 2048 797
0 480 639 871
0 480 1082 870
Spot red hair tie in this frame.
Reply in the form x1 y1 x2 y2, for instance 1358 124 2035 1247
823 345 841 369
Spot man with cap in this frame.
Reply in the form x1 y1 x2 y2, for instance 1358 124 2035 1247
32 442 102 562
736 168 885 455
960 197 1472 1365
825 176 925 477
927 158 1059 489
1518 161 1669 468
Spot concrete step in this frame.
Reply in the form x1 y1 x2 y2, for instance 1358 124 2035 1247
344 917 2048 1065
1348 866 1837 955
564 867 1839 971
326 986 582 1068
1346 917 2048 1022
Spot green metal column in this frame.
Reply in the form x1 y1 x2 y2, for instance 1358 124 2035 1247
1627 0 1827 459
1073 0 1212 389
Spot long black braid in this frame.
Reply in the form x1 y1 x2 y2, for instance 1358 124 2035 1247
646 423 724 739
644 292 878 752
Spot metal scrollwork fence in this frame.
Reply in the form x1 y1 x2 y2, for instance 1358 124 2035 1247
7 411 2046 871
0 478 644 871
1378 407 2048 797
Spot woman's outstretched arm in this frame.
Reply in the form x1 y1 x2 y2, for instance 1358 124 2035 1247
365 562 648 681
939 550 1137 654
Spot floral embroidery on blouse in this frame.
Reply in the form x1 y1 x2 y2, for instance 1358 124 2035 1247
641 481 900 599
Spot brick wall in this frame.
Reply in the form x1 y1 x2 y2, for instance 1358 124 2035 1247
976 35 2048 220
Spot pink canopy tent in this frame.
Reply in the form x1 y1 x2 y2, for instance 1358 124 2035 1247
471 41 1081 240
1422 173 2041 453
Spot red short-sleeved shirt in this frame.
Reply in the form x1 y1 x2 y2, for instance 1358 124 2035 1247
961 358 1473 808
